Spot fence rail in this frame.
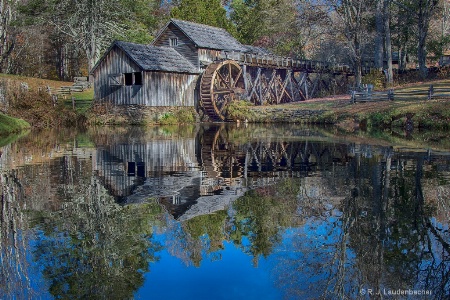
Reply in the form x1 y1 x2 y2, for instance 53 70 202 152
351 84 450 103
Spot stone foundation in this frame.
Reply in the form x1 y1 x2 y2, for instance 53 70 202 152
246 107 326 123
87 104 199 125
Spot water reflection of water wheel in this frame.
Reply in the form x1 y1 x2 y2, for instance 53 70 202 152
200 125 244 193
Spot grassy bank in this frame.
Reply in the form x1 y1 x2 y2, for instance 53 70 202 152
226 79 450 130
0 73 449 130
0 112 30 136
0 74 92 128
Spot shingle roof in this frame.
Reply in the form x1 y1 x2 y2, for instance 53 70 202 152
115 41 199 74
91 40 200 74
244 45 274 55
169 19 247 52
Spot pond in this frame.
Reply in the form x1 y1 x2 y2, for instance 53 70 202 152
0 124 449 299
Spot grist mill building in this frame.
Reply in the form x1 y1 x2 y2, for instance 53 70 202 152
92 19 262 108
92 18 348 121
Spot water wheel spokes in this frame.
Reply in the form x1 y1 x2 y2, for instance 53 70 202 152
200 60 245 121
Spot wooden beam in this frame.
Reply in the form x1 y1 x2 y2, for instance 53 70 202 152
291 74 306 101
247 68 262 104
262 69 277 104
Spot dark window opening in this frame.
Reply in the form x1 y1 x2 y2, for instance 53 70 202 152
134 72 143 85
170 38 178 47
124 73 133 86
137 162 145 177
127 162 136 176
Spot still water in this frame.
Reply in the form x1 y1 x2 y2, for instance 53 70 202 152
0 124 449 300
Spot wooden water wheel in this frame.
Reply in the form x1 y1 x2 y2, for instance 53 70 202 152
200 60 245 121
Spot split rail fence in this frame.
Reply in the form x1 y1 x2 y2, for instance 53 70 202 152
351 84 450 103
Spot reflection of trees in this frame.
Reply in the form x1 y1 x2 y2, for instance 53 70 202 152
165 210 228 267
30 177 164 299
270 151 450 299
272 177 360 299
349 155 449 298
0 170 33 299
0 132 166 299
164 179 302 268
2 125 450 299
230 179 302 266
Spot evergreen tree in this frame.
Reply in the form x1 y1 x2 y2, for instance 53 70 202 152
230 0 303 57
171 0 236 34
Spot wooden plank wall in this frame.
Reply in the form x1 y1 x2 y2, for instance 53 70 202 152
94 46 140 103
94 46 198 106
152 24 199 69
143 72 198 106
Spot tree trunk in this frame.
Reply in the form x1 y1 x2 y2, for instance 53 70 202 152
0 0 18 73
375 0 384 70
417 2 428 79
355 39 362 87
416 0 438 79
384 0 393 84
398 47 405 71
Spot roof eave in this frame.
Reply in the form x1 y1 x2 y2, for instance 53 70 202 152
90 41 145 74
152 19 200 49
142 69 200 75
168 19 200 47
114 42 146 71
90 41 118 74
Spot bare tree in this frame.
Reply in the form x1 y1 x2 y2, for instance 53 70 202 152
50 0 127 76
384 0 393 84
20 0 129 77
0 0 19 72
394 0 439 77
375 0 384 69
325 0 374 87
416 0 439 78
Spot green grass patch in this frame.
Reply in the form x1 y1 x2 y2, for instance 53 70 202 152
158 113 178 125
63 88 94 114
0 113 30 136
226 100 255 121
156 107 198 125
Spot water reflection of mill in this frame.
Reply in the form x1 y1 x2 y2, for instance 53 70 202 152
93 125 450 221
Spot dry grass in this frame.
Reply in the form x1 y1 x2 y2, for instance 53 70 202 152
0 73 73 90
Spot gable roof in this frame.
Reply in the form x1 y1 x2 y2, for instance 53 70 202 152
154 19 247 52
92 41 199 74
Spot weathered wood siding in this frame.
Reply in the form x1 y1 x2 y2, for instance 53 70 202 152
94 45 198 106
198 49 222 65
141 72 198 106
153 24 199 70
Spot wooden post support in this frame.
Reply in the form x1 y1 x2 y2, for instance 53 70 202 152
428 85 434 100
72 97 76 110
52 94 58 106
388 89 394 101
351 90 356 103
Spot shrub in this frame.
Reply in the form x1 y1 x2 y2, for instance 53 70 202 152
158 112 177 125
174 107 196 123
226 100 254 121
362 70 385 89
367 111 392 128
